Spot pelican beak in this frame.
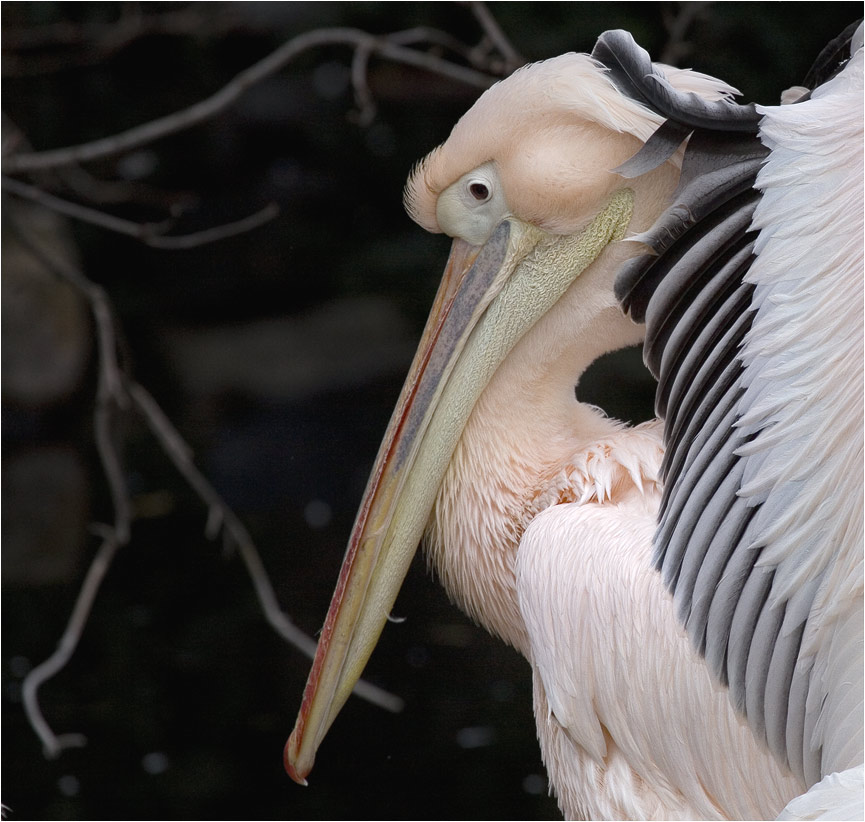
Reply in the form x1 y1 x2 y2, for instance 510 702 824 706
284 190 634 785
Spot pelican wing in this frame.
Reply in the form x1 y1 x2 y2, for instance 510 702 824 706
516 500 803 820
597 27 864 786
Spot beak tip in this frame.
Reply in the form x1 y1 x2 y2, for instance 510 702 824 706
284 728 311 786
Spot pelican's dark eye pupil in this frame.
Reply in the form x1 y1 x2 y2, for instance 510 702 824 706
469 182 490 201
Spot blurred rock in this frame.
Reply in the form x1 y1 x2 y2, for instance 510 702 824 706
2 445 88 586
160 295 416 402
2 205 91 409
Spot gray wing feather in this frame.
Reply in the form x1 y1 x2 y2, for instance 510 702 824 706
656 395 740 594
785 657 811 783
660 284 751 430
703 511 761 675
661 352 741 487
677 463 745 628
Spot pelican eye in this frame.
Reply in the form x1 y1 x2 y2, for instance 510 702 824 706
436 163 505 244
468 181 491 202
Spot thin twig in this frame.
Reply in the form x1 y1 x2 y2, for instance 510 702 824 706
350 42 377 126
2 4 209 50
659 1 710 64
3 176 174 243
127 382 404 713
466 1 524 72
387 25 487 63
2 4 238 77
2 177 279 249
348 23 514 126
21 532 120 758
11 214 133 757
56 163 196 211
3 27 497 175
143 204 280 251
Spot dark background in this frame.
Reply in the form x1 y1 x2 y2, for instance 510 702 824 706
2 3 860 819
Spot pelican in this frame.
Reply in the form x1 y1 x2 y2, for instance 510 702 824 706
285 27 863 820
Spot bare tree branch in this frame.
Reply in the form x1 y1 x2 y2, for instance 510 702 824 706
659 1 711 65
2 3 241 76
2 176 280 249
127 382 403 712
5 2 527 760
350 41 378 127
11 214 132 757
348 22 508 126
143 204 280 250
22 529 120 758
3 26 498 175
2 3 212 51
466 1 525 72
7 206 403 757
388 25 490 64
3 176 175 241
55 163 196 211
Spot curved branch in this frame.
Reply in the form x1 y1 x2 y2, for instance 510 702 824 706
11 214 132 756
2 4 237 77
3 27 496 174
2 176 174 241
21 530 120 758
2 176 279 249
350 41 377 127
144 204 279 250
466 1 525 72
659 1 710 64
128 383 404 713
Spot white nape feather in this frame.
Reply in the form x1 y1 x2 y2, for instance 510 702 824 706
654 64 741 100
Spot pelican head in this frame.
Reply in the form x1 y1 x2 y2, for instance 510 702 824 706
285 48 737 784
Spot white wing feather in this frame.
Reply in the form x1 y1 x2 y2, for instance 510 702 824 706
738 45 863 796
